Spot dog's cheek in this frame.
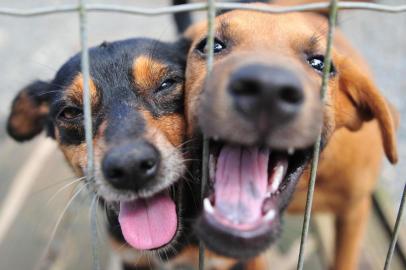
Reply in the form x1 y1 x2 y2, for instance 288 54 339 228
185 58 207 127
158 114 186 148
141 110 186 148
59 144 86 176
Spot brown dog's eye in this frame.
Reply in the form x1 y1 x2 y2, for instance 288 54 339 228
58 107 83 121
307 55 336 74
196 37 226 55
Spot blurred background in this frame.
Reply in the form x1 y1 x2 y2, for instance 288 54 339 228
0 0 405 269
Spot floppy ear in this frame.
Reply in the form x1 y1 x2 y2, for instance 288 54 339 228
173 37 192 58
337 60 398 164
7 80 52 142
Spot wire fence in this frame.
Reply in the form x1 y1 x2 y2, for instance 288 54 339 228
0 1 405 270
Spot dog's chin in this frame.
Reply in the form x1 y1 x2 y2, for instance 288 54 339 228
196 213 281 259
196 139 312 260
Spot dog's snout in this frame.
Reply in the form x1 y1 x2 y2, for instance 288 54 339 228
102 140 160 191
229 64 304 124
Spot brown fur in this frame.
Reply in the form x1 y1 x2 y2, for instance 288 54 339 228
184 3 398 270
8 91 49 138
65 74 99 108
133 56 168 94
141 110 185 147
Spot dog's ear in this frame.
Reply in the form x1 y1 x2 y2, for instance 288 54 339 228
7 80 52 142
173 37 192 56
172 37 193 65
337 60 398 164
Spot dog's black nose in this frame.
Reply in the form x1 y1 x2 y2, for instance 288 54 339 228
102 140 160 191
229 64 304 126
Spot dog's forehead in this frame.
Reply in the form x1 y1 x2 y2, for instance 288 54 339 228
52 39 183 102
222 10 326 47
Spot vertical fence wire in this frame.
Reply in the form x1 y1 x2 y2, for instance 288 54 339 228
90 196 100 270
199 2 216 269
78 1 98 270
296 0 339 269
384 183 406 270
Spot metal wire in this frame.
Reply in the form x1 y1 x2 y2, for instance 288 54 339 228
0 1 405 270
199 1 216 269
384 183 406 270
1 2 406 17
90 196 100 270
78 0 98 269
296 1 339 269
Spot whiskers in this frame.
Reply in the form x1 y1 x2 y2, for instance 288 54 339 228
34 182 89 270
46 176 85 205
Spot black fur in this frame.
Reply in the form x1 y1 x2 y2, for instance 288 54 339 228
8 38 187 146
172 0 193 34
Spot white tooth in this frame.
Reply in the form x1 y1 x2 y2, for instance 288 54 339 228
264 209 276 221
288 147 295 155
204 198 215 214
270 164 285 193
213 135 219 141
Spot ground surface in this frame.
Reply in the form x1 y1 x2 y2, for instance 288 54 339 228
0 0 405 269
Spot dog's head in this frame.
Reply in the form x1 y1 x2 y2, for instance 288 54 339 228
184 4 398 259
7 38 193 255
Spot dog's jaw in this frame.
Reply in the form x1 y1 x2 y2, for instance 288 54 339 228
195 140 311 259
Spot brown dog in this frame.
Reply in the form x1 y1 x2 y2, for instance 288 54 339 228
182 1 398 269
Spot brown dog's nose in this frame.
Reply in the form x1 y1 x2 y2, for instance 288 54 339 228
102 140 160 191
229 64 304 126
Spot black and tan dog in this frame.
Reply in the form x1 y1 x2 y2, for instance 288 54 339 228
180 0 399 269
7 38 201 269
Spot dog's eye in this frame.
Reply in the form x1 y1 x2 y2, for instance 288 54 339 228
157 79 176 92
58 107 83 121
196 38 226 55
307 55 335 74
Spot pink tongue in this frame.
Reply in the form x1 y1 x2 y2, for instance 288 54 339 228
119 193 177 250
215 145 269 224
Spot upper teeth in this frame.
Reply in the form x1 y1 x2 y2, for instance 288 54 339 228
288 147 295 155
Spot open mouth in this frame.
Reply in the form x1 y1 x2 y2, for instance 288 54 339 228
202 140 312 241
118 186 178 250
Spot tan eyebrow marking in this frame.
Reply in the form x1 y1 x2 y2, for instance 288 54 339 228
65 73 99 107
133 56 168 94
